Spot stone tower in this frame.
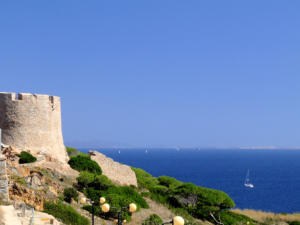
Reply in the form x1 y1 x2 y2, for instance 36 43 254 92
0 92 68 163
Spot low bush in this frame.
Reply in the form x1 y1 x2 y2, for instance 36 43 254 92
68 155 102 174
101 186 149 210
142 214 163 225
131 167 158 190
158 176 182 189
66 147 80 157
289 221 300 225
19 151 37 164
76 171 113 191
63 187 79 203
44 201 90 225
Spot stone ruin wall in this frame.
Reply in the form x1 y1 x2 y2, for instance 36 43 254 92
0 155 9 203
0 92 68 163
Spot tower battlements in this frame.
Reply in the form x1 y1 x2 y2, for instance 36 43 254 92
0 92 59 103
0 92 68 163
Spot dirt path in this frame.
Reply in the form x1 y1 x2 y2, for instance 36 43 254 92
0 205 62 225
127 198 174 225
0 205 22 225
0 207 4 225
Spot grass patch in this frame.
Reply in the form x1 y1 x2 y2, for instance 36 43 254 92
44 201 90 225
10 175 26 186
142 214 163 225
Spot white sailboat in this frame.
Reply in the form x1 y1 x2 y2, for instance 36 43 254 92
244 169 254 188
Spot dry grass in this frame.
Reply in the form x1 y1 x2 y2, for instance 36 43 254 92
127 198 210 225
127 198 174 225
233 209 300 224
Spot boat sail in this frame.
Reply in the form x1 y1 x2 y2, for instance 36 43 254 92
244 169 254 188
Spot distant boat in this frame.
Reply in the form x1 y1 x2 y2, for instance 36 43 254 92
118 150 121 154
244 169 254 188
145 149 148 154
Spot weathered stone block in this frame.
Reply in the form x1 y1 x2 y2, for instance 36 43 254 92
89 150 138 187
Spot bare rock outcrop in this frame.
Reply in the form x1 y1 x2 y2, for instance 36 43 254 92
88 150 137 187
9 183 45 211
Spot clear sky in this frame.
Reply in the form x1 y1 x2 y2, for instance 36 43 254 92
1 1 300 148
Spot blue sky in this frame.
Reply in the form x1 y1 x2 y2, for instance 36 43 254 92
1 1 300 148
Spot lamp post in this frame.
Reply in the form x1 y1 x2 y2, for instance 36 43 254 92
91 200 96 225
162 216 185 225
100 197 137 225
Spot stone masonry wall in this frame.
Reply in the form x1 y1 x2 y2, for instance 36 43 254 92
0 93 68 163
0 155 9 203
89 151 138 187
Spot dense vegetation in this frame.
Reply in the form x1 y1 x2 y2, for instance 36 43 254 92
289 222 300 225
142 214 163 225
63 187 79 203
77 171 149 221
64 148 149 222
132 167 257 225
19 151 37 164
68 155 102 174
44 201 90 225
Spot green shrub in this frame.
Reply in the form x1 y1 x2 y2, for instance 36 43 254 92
19 151 37 164
63 187 79 203
289 221 300 225
44 201 89 225
68 155 102 174
66 147 80 157
76 171 113 191
131 167 158 190
142 214 163 225
158 176 182 189
101 186 149 209
149 185 168 195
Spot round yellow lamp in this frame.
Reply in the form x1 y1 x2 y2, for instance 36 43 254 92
100 197 106 204
128 203 137 213
80 197 87 204
173 216 184 225
101 203 110 213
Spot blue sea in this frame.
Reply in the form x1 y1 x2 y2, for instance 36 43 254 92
80 148 300 213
